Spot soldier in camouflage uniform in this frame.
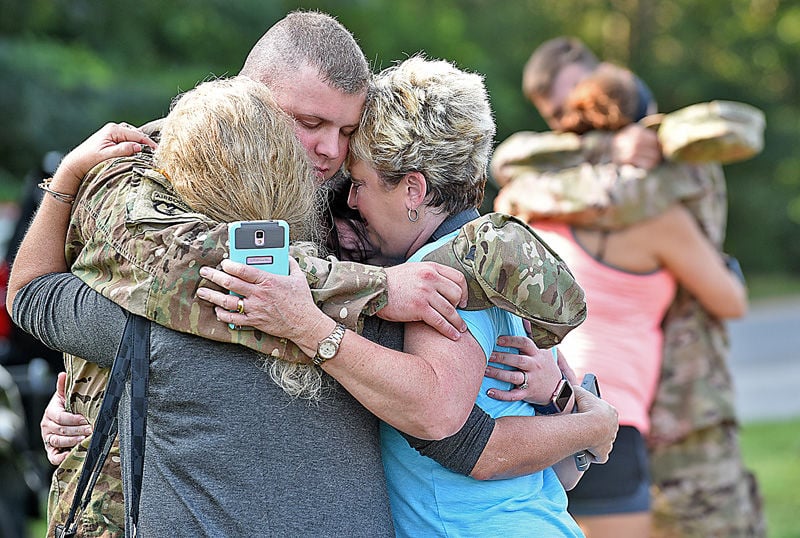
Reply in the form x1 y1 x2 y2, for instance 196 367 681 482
490 36 766 538
31 72 589 538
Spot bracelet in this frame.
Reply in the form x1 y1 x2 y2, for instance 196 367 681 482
38 178 76 205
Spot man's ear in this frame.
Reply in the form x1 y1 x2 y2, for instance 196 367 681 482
403 171 427 209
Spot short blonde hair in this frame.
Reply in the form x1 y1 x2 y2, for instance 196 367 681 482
154 76 326 400
348 55 495 215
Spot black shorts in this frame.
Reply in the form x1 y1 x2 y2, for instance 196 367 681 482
567 425 651 516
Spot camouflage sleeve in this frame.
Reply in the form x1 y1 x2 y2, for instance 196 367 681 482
493 160 709 230
490 131 585 187
422 212 586 348
492 102 763 229
67 157 388 362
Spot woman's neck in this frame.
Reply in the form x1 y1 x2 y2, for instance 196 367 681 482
404 212 449 259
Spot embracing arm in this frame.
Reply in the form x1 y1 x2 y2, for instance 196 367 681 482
471 386 617 488
405 337 616 486
7 123 155 311
492 125 713 229
198 258 485 440
12 273 126 367
490 125 661 189
653 204 747 318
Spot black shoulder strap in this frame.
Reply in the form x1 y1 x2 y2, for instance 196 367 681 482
55 314 150 538
429 209 480 243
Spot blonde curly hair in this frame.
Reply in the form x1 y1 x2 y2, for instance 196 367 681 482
154 76 327 400
348 55 495 215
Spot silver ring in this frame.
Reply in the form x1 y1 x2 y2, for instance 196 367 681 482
518 371 529 390
45 434 53 448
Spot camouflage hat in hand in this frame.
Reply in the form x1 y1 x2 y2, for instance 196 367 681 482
658 100 765 164
422 212 587 348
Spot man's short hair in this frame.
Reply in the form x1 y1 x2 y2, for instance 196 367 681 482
240 10 369 95
522 37 599 102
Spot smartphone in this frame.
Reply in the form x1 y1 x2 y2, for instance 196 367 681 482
227 220 290 328
574 373 601 471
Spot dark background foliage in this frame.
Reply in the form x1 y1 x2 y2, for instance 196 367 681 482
1 0 797 275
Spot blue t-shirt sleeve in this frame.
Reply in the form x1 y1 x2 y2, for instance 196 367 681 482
458 307 503 364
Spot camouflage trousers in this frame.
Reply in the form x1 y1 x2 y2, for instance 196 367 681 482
47 434 124 538
650 422 766 538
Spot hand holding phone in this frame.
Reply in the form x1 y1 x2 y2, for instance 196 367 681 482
227 220 290 329
574 373 601 471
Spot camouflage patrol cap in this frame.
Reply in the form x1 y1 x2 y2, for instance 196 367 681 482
658 100 765 164
422 212 587 348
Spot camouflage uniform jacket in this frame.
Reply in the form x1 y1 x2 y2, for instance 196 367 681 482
65 152 590 408
491 122 744 446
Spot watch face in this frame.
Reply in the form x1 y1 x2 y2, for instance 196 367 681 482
319 340 338 359
554 379 573 412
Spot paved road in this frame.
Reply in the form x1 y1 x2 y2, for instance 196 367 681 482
729 296 800 423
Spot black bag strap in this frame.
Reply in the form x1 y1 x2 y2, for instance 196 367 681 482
55 314 150 538
429 208 479 242
128 313 150 536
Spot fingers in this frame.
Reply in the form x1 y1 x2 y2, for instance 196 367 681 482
55 371 67 399
484 364 526 385
484 384 528 402
196 286 240 311
212 305 249 329
200 263 255 297
556 349 578 384
47 448 69 466
114 122 157 150
495 334 539 355
420 309 462 342
424 296 466 340
430 263 468 308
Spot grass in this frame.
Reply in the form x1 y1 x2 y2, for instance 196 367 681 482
740 417 800 538
25 417 800 537
747 273 800 302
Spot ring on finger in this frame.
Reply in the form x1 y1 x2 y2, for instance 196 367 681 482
236 297 246 315
518 371 529 390
45 434 53 448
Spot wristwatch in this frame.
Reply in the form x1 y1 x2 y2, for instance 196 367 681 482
532 375 574 415
313 323 347 366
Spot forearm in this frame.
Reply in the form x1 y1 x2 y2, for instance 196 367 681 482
469 410 603 481
490 131 584 187
12 273 124 367
7 166 79 309
292 313 484 440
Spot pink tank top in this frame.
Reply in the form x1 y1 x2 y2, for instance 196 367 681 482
534 221 676 434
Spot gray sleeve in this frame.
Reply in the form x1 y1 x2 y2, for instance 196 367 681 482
11 272 126 367
401 404 495 476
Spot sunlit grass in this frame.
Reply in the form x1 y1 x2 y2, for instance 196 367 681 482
740 417 800 538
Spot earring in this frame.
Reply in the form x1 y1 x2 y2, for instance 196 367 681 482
407 208 419 222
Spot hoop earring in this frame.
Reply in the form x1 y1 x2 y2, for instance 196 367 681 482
407 208 419 223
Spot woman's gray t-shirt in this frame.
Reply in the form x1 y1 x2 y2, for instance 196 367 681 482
14 272 394 537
